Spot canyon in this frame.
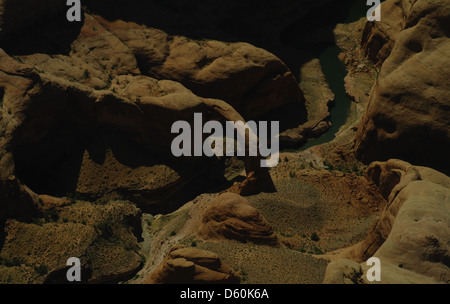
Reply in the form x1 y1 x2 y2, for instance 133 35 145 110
0 0 448 284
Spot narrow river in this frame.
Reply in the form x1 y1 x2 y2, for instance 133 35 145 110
300 44 351 150
280 0 370 150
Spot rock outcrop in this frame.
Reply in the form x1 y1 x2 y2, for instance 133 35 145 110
0 19 275 217
324 159 450 284
145 245 240 284
356 0 450 175
197 193 278 246
96 17 304 121
360 0 404 65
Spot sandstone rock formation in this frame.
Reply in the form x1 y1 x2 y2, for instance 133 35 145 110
356 0 450 175
197 193 278 246
324 159 450 284
145 245 240 284
360 0 404 65
96 17 304 121
0 32 274 218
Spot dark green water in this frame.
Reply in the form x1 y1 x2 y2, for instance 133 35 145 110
300 44 351 150
296 0 372 150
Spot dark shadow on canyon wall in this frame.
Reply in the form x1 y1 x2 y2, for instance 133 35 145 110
12 103 231 214
0 11 84 56
83 0 369 80
13 123 230 214
5 0 374 215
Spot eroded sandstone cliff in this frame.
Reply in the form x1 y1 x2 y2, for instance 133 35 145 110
356 0 450 175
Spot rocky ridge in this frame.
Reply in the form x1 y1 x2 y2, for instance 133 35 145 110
324 159 450 284
356 0 450 175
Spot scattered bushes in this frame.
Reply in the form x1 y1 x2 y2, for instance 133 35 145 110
310 232 320 242
0 257 25 267
44 208 59 222
34 265 49 276
95 217 115 239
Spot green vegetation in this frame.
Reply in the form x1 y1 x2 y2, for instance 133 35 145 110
280 231 293 238
289 171 296 178
83 69 90 79
295 247 306 253
310 232 320 242
32 218 44 226
33 67 44 74
239 268 248 282
95 217 115 239
323 159 365 176
148 214 173 234
0 256 25 267
34 265 48 276
191 240 197 247
170 231 176 236
308 244 324 255
1 257 50 276
44 208 59 222
65 192 89 203
323 160 334 170
13 56 24 63
366 60 380 79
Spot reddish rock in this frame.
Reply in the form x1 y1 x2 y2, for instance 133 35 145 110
197 193 278 246
145 245 240 284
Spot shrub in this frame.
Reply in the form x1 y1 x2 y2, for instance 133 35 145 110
310 245 324 255
2 257 24 267
95 217 114 238
34 265 49 276
44 208 59 222
310 232 320 242
323 160 334 170
32 218 43 226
